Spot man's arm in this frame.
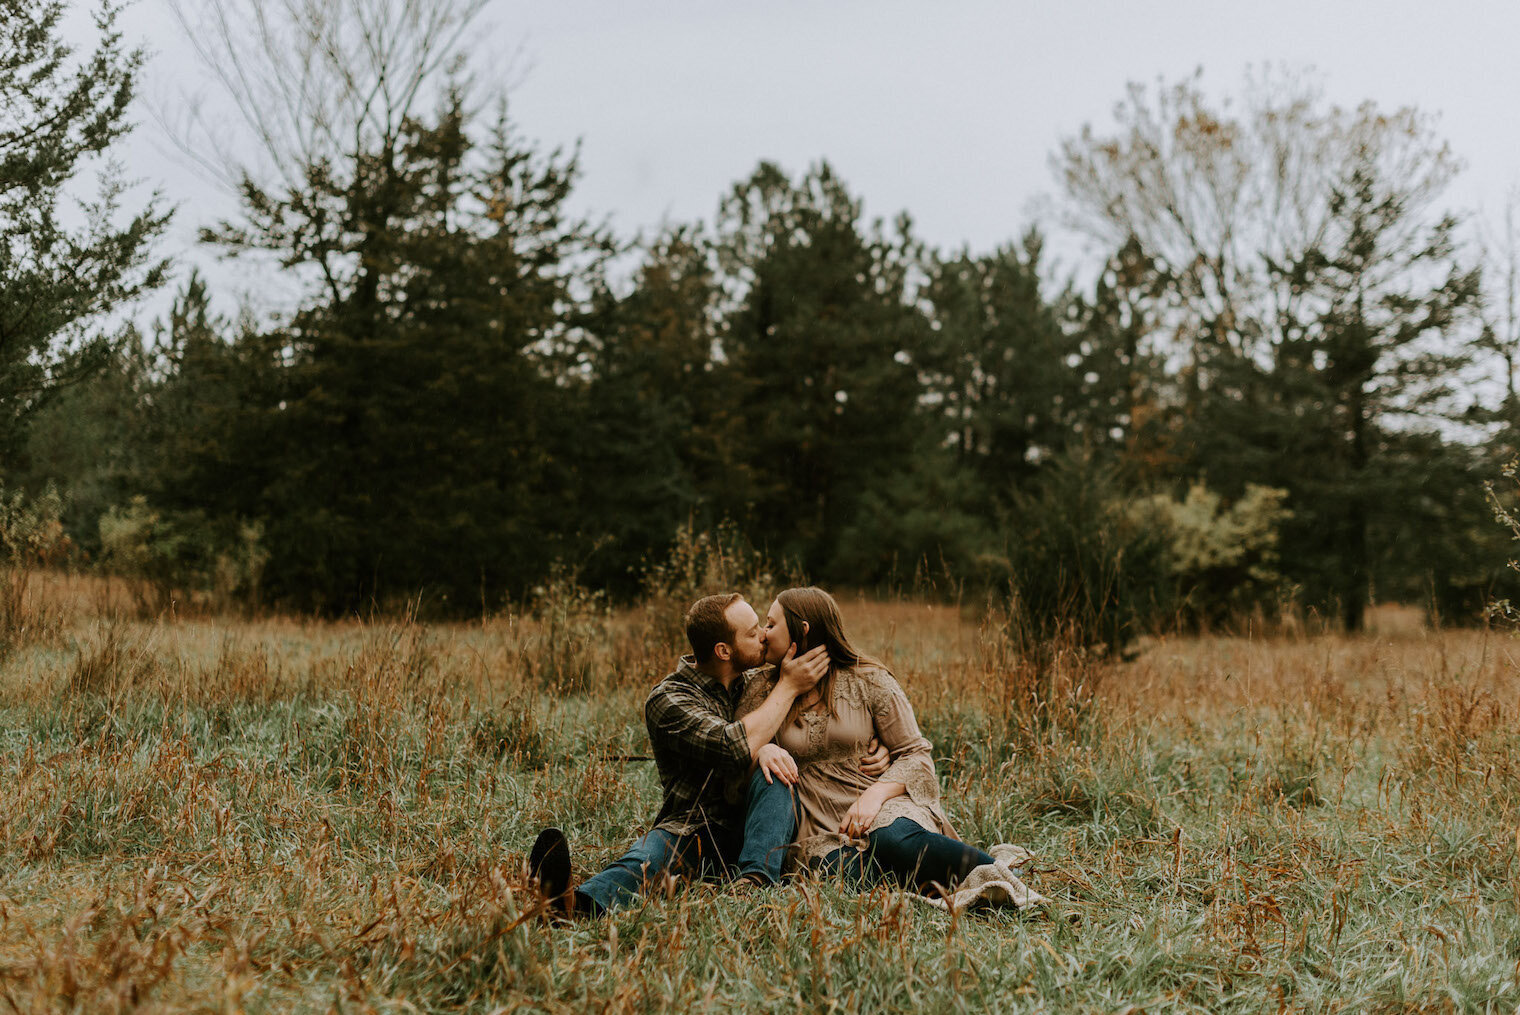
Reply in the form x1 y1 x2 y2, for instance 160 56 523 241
739 644 829 758
645 686 752 772
642 646 829 771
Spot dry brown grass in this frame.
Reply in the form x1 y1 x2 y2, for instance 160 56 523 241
0 583 1518 1011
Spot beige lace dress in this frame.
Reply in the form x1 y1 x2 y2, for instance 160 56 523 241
738 663 957 867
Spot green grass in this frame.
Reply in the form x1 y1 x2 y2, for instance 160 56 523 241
0 585 1517 1012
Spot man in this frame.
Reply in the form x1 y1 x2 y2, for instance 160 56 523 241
528 592 886 916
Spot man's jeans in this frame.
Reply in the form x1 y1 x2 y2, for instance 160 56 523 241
575 769 795 915
818 816 992 892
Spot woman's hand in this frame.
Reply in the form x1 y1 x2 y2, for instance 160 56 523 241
757 743 799 786
858 736 889 777
839 787 886 838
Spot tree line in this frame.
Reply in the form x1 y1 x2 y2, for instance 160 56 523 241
3 1 1516 631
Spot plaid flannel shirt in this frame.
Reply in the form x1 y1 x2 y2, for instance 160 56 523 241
643 655 754 838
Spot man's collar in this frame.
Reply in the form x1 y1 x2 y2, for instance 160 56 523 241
677 653 723 692
676 654 731 696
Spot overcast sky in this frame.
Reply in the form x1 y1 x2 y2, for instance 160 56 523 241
96 0 1520 326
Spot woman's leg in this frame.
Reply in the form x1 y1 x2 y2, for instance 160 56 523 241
815 844 883 889
864 817 993 893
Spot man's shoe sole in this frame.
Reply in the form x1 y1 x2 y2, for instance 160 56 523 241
528 827 571 902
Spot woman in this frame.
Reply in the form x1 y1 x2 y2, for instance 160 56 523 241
740 586 993 894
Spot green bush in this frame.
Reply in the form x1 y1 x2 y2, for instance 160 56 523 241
1129 482 1292 628
0 484 69 565
995 449 1175 657
98 497 266 611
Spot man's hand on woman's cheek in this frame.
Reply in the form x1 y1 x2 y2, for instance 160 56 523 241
778 643 830 693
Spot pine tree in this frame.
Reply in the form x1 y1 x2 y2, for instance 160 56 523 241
203 103 613 610
920 230 1107 498
711 162 934 580
569 227 723 592
0 0 168 461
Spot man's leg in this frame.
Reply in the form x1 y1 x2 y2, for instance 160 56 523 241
863 816 993 893
570 828 689 916
734 767 797 885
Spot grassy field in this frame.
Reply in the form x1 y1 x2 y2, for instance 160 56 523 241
1 570 1519 1012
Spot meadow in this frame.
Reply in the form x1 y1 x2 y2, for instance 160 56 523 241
1 569 1518 1013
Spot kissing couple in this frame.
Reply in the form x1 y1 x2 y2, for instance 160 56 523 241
528 587 1041 916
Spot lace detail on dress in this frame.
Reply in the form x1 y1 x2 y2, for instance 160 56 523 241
859 666 904 719
830 666 876 712
879 755 942 813
735 665 775 719
799 708 830 757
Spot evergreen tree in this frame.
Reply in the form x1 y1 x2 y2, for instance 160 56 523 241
1184 165 1479 626
1071 237 1177 477
570 227 723 592
711 162 934 580
14 331 147 556
0 0 168 461
919 230 1137 499
206 103 613 611
135 273 269 539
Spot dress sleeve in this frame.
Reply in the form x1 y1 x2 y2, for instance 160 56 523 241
866 668 942 813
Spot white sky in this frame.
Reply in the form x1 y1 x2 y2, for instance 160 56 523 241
92 0 1520 327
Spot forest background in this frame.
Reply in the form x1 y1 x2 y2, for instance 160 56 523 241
5 0 1520 639
10 3 1520 1009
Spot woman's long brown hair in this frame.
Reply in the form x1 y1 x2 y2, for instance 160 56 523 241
777 586 884 727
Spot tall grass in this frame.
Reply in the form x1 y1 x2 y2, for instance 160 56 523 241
0 575 1517 1011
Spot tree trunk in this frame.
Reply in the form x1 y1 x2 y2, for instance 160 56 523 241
1341 381 1370 632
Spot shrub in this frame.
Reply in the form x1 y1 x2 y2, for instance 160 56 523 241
0 484 70 565
0 484 72 654
1487 458 1520 627
63 620 162 698
828 458 988 592
980 594 1110 748
97 498 266 613
469 704 549 769
639 520 780 655
519 565 612 693
1129 482 1292 629
995 448 1175 657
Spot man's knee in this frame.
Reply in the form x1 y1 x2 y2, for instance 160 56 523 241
748 767 794 803
622 830 683 880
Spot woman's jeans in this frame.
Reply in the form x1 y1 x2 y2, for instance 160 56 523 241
575 768 795 915
818 816 992 893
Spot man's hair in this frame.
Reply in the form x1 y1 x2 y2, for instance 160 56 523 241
685 593 743 663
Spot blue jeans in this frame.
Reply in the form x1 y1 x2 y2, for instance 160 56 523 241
818 816 993 893
575 768 796 915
